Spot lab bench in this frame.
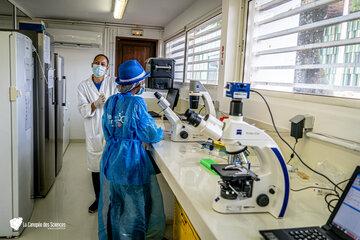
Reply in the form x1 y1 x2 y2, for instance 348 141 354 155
149 129 332 240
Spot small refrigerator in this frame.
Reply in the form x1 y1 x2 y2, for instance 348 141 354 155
0 31 34 237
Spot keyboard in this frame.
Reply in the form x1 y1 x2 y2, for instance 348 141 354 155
260 227 332 240
286 228 330 240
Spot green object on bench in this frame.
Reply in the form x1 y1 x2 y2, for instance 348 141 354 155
200 158 219 175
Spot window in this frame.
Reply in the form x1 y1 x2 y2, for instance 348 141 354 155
165 34 186 82
245 0 360 99
186 14 222 85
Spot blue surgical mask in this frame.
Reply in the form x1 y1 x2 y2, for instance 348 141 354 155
136 85 145 95
92 64 107 77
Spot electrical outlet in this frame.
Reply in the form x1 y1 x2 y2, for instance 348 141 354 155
304 114 315 130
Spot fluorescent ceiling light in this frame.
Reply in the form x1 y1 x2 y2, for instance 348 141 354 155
113 0 128 19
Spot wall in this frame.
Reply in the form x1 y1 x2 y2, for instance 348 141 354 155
243 91 360 180
163 0 222 40
0 16 12 29
46 21 163 139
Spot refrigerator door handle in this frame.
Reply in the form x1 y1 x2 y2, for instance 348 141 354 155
52 79 56 105
62 76 66 107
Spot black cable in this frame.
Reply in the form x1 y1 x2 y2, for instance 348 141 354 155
333 178 350 194
287 141 298 164
328 198 339 208
291 186 335 192
325 193 340 213
199 105 205 114
250 90 339 188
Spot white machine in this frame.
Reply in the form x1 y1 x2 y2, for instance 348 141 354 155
153 81 216 142
154 92 208 142
0 32 34 237
189 80 216 117
185 82 290 218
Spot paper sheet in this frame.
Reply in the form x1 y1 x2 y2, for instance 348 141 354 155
48 69 54 89
43 35 51 64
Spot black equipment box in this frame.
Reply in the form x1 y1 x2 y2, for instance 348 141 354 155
147 58 175 79
146 58 175 89
146 78 173 90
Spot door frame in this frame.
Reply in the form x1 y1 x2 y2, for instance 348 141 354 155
115 37 158 76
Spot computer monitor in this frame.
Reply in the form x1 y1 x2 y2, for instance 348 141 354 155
166 88 179 110
327 166 360 239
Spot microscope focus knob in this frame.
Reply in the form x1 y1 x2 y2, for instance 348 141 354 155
256 194 270 207
180 130 189 139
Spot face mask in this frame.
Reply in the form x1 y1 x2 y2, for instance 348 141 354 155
92 64 107 77
136 85 145 95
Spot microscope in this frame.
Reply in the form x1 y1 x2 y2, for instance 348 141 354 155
154 92 208 142
185 82 290 218
189 80 216 117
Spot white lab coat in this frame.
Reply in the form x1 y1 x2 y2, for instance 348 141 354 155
77 75 117 172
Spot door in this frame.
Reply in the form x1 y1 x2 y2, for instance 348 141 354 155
36 33 56 197
115 37 157 76
54 53 64 176
63 75 70 155
13 33 34 234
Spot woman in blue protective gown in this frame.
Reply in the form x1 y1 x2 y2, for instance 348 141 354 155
98 60 165 240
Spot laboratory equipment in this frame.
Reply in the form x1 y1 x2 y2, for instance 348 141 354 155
146 58 175 90
148 88 179 118
260 166 360 240
54 53 66 175
154 92 208 142
185 82 290 218
20 30 56 197
189 80 216 116
0 31 34 237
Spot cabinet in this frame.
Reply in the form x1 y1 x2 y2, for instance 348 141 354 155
173 200 200 240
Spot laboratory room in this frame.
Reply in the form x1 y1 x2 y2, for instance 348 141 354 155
1 0 360 239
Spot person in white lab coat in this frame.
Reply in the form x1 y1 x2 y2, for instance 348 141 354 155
77 54 117 213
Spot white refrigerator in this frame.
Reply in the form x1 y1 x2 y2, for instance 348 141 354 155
0 31 34 237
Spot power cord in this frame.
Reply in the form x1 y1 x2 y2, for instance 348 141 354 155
291 186 334 192
199 105 205 114
250 90 340 189
290 178 350 213
324 178 350 212
287 141 298 164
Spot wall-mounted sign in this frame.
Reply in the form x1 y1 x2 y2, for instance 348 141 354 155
131 29 143 37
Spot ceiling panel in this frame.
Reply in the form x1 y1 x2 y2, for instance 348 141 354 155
13 0 197 26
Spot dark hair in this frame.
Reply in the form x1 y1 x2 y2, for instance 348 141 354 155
93 54 109 66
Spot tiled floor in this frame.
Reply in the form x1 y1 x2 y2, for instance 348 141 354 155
20 143 98 240
19 143 172 240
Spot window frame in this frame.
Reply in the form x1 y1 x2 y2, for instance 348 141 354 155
242 0 360 100
163 13 222 85
164 32 187 83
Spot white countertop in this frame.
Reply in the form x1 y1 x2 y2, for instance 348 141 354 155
150 123 331 240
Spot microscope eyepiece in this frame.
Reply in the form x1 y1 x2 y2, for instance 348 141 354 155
185 109 202 127
154 92 162 99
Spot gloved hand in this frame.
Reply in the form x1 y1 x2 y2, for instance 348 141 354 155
94 94 106 109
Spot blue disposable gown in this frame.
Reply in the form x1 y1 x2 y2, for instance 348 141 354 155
98 92 165 240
